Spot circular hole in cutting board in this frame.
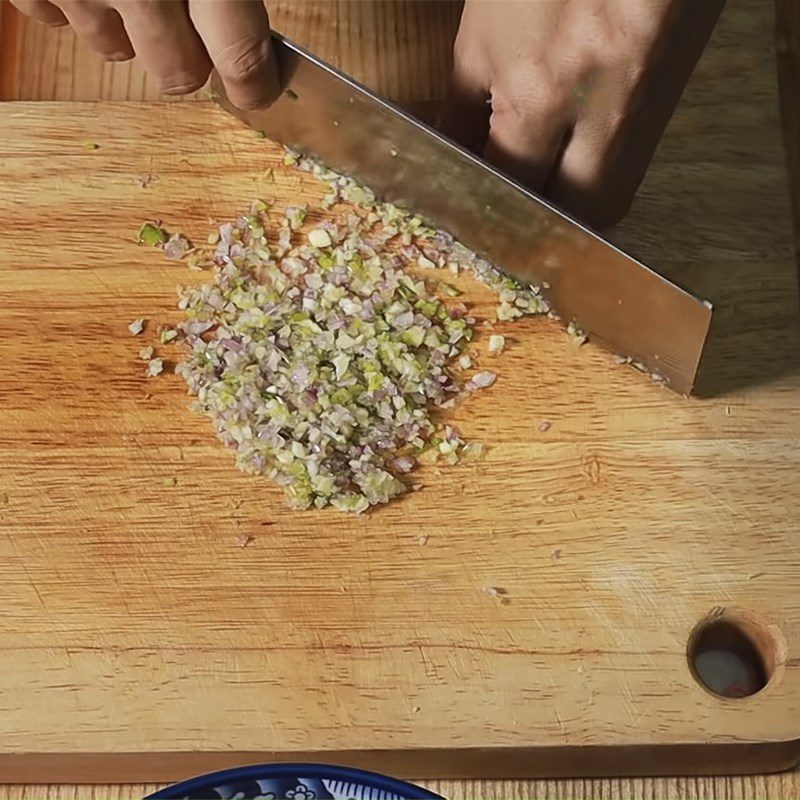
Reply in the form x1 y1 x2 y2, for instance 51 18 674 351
687 612 776 699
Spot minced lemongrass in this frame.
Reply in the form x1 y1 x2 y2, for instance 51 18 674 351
146 358 164 377
567 320 588 345
128 318 145 335
138 345 154 360
308 228 332 248
488 334 505 355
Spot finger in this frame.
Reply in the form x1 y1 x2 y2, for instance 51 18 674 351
484 71 573 192
438 47 491 155
189 0 279 110
9 0 67 26
57 1 133 61
119 0 212 95
547 0 725 228
544 80 644 229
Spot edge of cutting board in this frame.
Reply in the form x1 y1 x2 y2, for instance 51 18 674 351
2 742 800 783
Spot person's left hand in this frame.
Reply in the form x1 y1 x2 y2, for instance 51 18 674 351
441 0 725 228
10 0 279 109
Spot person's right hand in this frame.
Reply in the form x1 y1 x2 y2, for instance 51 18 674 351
10 0 280 109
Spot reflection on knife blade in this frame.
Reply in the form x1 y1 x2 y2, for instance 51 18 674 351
211 33 712 395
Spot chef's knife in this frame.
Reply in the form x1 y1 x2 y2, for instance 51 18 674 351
212 34 712 395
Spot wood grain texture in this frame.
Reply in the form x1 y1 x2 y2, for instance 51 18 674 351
1 0 800 795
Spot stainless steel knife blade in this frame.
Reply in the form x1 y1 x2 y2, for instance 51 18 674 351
212 34 712 395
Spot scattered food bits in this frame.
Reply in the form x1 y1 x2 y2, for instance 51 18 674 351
186 254 211 272
83 141 100 151
138 345 154 361
538 420 551 432
128 318 146 336
136 173 157 189
160 328 178 345
468 371 497 390
461 442 485 461
146 357 164 377
441 283 462 297
255 130 266 139
163 476 177 487
488 334 505 356
307 227 332 248
237 534 256 547
567 320 588 345
412 705 421 713
485 586 510 604
284 205 307 231
417 535 429 546
551 549 562 560
137 222 168 246
0 492 8 505
164 233 192 260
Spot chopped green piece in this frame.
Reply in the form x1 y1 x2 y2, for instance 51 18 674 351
137 222 168 246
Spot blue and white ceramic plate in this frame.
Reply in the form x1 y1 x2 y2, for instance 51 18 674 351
145 763 443 800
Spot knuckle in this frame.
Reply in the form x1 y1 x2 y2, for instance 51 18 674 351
615 6 661 44
215 37 272 84
492 65 562 124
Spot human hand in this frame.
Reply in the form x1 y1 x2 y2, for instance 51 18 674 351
10 0 279 109
442 0 725 228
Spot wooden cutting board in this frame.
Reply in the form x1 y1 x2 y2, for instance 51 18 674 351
0 12 799 782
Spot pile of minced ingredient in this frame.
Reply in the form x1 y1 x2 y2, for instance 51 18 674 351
138 151 551 513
